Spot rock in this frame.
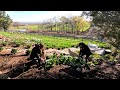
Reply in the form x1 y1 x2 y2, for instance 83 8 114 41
90 48 102 52
0 71 2 74
6 48 12 51
105 49 112 54
94 49 105 55
116 64 120 66
105 49 111 53
7 77 11 79
76 68 82 72
88 43 98 49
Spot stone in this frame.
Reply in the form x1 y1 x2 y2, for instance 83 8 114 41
0 71 2 74
88 43 98 49
105 49 112 53
94 49 105 55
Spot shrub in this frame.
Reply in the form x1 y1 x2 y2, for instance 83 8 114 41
71 45 75 47
0 47 3 52
44 61 54 70
15 42 21 47
61 47 65 50
1 42 7 46
46 56 50 59
25 45 31 49
44 54 91 72
25 49 31 56
11 48 17 54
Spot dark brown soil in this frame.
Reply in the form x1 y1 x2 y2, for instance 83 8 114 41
0 46 120 79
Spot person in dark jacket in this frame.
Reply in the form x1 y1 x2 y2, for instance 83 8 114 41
78 43 92 63
29 44 41 67
29 43 46 67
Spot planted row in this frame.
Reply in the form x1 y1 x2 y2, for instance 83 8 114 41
44 52 120 71
44 53 91 72
0 31 108 49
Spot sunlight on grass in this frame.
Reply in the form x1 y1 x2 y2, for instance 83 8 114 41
0 31 108 48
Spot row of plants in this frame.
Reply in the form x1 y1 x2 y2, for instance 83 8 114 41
89 53 120 66
44 52 120 71
10 48 32 55
0 31 108 49
0 47 4 52
0 47 18 55
0 40 32 49
44 53 91 71
0 46 31 56
44 54 99 71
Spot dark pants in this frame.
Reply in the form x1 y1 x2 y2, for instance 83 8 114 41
79 53 91 63
29 54 41 67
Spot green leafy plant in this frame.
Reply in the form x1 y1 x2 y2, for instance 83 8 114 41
25 49 31 56
26 45 31 49
44 54 91 72
45 59 54 70
15 42 21 47
0 31 108 49
0 47 3 52
62 57 90 73
92 60 99 65
1 42 7 46
11 48 17 54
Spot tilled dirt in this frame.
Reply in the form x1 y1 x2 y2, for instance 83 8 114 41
0 46 120 79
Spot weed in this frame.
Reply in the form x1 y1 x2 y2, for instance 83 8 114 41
11 48 17 54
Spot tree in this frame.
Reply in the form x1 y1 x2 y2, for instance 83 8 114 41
60 16 67 31
0 11 5 29
38 24 41 34
53 17 57 31
82 11 120 48
0 11 12 31
47 18 53 31
72 16 90 35
2 14 13 31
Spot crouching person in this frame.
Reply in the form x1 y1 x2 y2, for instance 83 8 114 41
78 43 92 63
28 43 46 68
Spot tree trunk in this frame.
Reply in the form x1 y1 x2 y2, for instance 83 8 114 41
51 26 52 31
72 25 74 33
77 30 79 35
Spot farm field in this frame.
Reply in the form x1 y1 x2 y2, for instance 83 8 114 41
0 31 107 49
0 11 120 79
0 31 120 79
0 42 120 79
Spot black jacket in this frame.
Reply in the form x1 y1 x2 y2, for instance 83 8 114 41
79 44 92 55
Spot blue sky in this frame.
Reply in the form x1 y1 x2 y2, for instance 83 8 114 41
6 11 85 22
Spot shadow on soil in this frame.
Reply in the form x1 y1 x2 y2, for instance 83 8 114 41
0 60 37 79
